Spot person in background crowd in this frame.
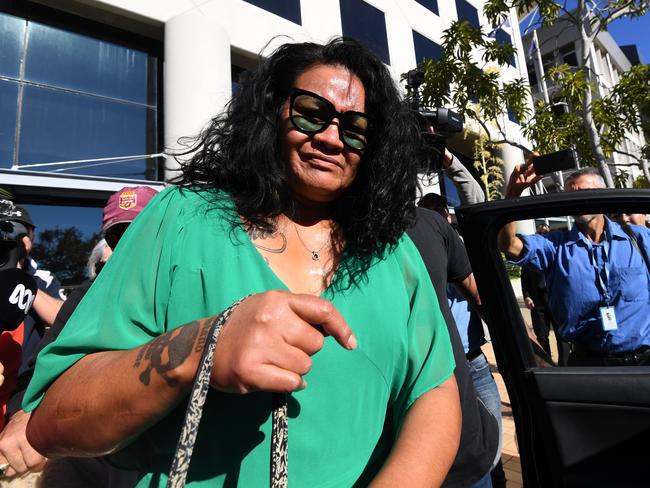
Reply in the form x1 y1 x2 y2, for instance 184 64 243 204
417 190 503 488
0 201 64 437
611 213 648 228
24 38 460 487
499 166 650 366
0 187 157 484
407 200 499 488
0 203 65 364
521 224 555 357
86 239 111 280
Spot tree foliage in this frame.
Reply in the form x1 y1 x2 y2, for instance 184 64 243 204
418 0 650 190
473 132 505 200
31 227 101 286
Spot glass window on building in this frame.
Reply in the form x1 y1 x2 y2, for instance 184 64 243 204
0 11 161 180
495 29 516 67
0 12 25 79
242 0 301 25
414 0 439 16
541 52 556 72
559 43 578 67
340 0 390 65
507 108 519 124
526 60 538 87
413 31 444 64
0 79 18 165
455 0 480 28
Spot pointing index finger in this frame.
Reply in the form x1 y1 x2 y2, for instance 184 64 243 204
287 294 357 350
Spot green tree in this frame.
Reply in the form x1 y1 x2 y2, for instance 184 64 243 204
473 132 505 200
31 228 101 286
418 0 650 189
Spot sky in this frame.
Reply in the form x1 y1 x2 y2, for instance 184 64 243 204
607 13 649 64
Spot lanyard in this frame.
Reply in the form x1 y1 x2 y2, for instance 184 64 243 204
587 232 611 306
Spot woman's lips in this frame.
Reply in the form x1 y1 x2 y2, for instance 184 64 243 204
302 153 342 170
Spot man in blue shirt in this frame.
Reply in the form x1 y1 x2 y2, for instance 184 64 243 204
499 166 650 366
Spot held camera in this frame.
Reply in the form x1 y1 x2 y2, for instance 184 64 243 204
405 69 463 173
529 148 579 175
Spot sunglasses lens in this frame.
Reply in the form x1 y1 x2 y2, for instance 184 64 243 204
291 93 331 133
290 91 369 151
341 113 369 151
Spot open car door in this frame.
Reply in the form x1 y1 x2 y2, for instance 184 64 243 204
456 189 650 488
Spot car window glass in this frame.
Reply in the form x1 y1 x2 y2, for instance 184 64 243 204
500 214 650 367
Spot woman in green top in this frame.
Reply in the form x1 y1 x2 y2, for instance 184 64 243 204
25 38 460 487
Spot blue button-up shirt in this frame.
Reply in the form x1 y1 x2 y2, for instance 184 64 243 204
511 218 650 354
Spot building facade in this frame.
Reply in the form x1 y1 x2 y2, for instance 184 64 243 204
1 0 530 277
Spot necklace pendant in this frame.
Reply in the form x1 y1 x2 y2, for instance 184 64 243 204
311 251 320 261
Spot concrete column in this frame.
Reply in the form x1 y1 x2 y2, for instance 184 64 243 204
164 9 232 181
497 144 535 234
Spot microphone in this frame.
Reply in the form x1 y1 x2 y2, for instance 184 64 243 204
0 268 38 331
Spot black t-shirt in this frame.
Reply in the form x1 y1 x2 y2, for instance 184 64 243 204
7 279 93 416
407 207 498 488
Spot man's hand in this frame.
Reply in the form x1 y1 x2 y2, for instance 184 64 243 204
524 297 535 309
505 153 543 199
0 362 4 388
211 291 356 394
498 153 544 259
0 410 47 478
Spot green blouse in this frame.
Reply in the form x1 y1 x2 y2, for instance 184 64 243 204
24 187 454 487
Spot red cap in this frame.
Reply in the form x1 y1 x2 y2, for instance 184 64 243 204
102 186 158 232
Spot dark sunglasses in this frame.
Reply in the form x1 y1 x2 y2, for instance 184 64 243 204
104 223 129 250
289 88 370 152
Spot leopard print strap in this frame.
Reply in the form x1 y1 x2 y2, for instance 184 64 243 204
271 393 288 487
166 296 289 487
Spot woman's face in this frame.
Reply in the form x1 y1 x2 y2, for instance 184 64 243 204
280 63 366 205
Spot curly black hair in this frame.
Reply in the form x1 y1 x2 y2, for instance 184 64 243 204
173 37 421 286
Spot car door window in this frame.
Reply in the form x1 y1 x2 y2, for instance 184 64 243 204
500 215 650 367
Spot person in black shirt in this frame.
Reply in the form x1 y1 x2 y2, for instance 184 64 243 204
408 207 499 488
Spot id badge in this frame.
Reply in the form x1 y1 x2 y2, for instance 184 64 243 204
599 306 618 331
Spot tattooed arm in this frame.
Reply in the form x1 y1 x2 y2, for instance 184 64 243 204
26 317 214 458
26 291 355 458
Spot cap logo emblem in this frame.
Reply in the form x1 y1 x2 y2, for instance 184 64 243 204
119 191 137 210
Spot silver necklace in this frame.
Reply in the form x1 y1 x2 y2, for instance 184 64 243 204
293 224 328 261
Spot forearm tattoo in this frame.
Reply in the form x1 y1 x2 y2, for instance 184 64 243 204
133 320 209 387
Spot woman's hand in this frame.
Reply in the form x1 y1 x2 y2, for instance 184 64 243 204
211 290 356 394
